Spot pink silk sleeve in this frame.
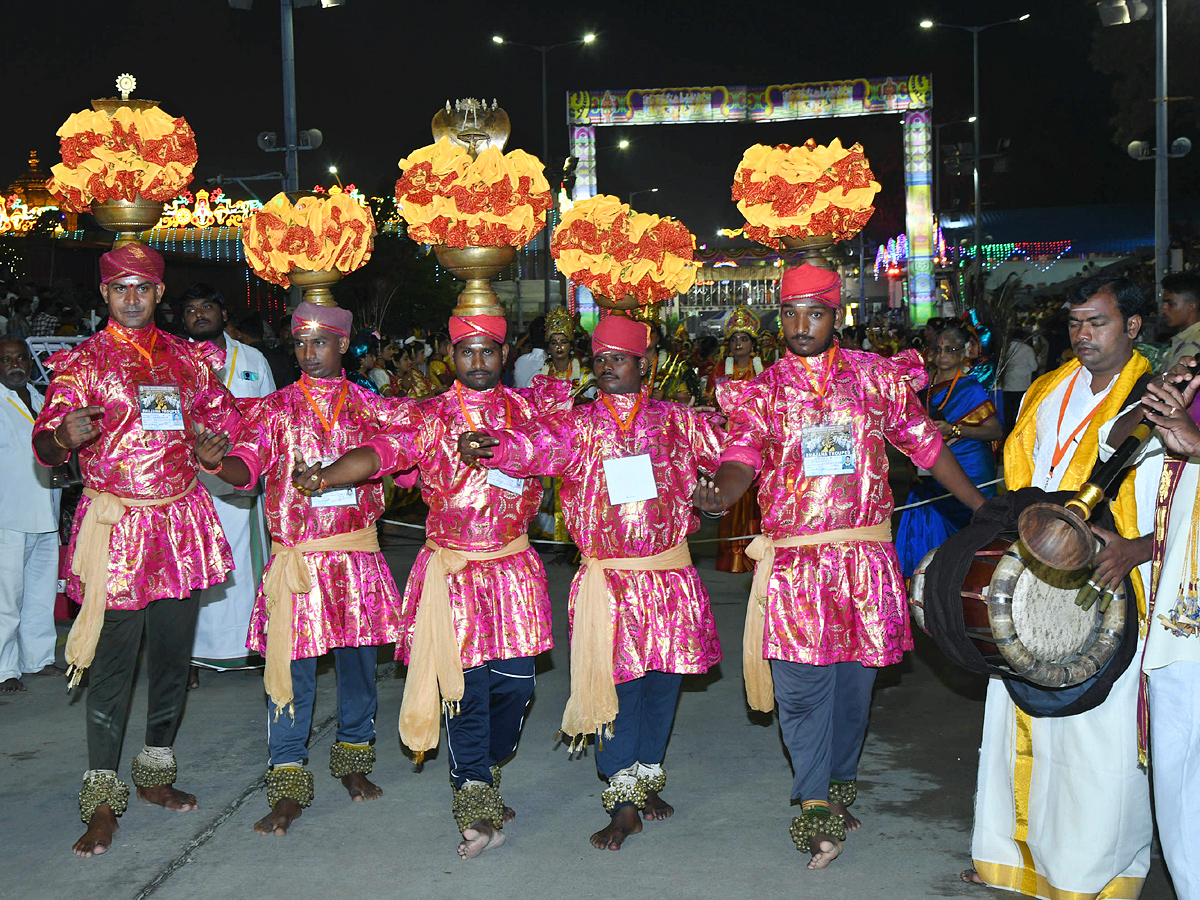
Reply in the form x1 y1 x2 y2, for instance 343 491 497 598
367 400 435 479
872 351 944 470
189 344 242 436
482 411 585 480
715 379 770 475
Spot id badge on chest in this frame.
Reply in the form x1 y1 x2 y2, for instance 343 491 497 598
137 384 184 431
486 467 526 495
309 455 357 508
800 420 857 477
602 453 658 505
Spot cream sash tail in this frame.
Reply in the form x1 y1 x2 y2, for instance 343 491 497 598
561 541 694 743
742 523 893 712
65 480 198 688
399 535 532 760
262 526 381 715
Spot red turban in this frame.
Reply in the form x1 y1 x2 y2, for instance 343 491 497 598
292 301 352 337
449 314 507 345
780 263 841 308
592 315 650 357
99 243 165 286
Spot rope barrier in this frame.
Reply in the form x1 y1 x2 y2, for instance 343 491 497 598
381 476 1006 549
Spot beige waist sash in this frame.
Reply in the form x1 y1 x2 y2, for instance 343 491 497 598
399 535 532 760
742 523 892 713
560 540 693 745
262 526 381 715
65 480 198 688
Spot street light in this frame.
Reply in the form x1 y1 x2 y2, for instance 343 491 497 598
492 31 598 313
328 165 342 188
618 139 630 149
921 13 1031 270
628 187 659 205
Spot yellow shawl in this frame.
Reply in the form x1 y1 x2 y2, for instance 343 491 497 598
1003 352 1149 620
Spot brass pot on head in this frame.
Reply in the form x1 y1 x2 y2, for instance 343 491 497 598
592 293 641 312
434 245 514 318
90 196 165 249
780 234 837 270
289 269 343 307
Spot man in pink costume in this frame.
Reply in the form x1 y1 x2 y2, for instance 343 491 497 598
193 301 407 837
459 314 723 853
31 243 240 857
695 264 985 868
309 311 570 859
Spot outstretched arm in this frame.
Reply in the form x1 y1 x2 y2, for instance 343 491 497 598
927 445 986 510
293 447 384 493
692 460 756 513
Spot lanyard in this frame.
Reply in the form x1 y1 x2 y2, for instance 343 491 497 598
299 379 347 434
927 369 962 413
6 397 34 424
799 346 837 401
456 382 511 432
106 326 157 364
223 346 239 388
1049 369 1106 475
600 392 643 434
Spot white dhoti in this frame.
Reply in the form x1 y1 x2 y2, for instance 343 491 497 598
971 643 1152 900
191 493 268 667
1148 660 1200 900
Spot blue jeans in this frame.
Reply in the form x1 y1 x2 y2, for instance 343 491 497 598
446 656 536 788
594 670 683 778
770 659 876 802
267 646 378 766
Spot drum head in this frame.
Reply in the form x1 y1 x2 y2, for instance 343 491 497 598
987 540 1125 688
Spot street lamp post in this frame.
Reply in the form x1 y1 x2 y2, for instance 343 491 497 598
628 187 659 205
493 32 596 315
931 116 975 218
921 14 1030 270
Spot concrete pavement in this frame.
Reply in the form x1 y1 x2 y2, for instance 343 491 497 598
0 528 1179 900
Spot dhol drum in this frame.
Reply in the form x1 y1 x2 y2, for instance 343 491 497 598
909 537 1126 688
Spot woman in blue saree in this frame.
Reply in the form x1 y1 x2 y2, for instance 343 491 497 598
897 324 1003 577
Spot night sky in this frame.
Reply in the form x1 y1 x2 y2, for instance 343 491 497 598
0 0 1181 246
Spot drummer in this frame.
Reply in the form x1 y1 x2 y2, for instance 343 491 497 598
965 273 1156 898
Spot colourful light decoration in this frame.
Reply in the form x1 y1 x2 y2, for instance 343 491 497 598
0 196 65 235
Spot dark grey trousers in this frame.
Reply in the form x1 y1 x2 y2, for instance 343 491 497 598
86 594 199 771
770 659 876 803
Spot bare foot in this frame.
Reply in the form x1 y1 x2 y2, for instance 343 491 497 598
590 805 642 850
73 804 118 857
187 666 200 691
642 790 674 822
829 800 861 831
502 806 515 824
961 869 985 885
808 833 843 870
1 677 26 693
35 663 66 676
458 819 505 859
137 784 197 811
254 799 302 835
341 772 382 802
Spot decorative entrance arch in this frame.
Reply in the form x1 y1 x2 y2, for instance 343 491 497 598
566 76 936 320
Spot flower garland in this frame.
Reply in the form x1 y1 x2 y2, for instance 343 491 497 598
732 138 880 249
725 356 764 377
395 138 552 248
242 190 375 288
551 195 698 305
47 106 198 212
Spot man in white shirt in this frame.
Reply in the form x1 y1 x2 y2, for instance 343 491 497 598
967 274 1155 899
513 317 547 389
998 329 1039 433
180 285 276 687
0 336 62 692
1099 361 1200 900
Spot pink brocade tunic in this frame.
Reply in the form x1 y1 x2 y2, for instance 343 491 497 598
371 377 572 668
717 347 944 667
485 390 724 683
32 324 239 609
227 374 407 660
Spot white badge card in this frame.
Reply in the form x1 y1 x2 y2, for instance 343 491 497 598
486 467 526 495
602 454 658 505
800 422 857 477
309 455 357 508
138 384 184 431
